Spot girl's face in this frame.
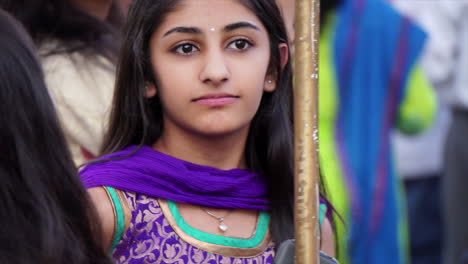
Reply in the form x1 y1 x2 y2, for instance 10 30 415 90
147 0 279 138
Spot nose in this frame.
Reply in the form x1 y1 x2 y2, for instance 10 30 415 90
199 48 230 86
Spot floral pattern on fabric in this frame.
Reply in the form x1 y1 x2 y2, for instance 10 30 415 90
112 193 276 264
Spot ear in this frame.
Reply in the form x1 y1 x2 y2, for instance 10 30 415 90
263 43 290 93
145 81 157 98
279 43 289 70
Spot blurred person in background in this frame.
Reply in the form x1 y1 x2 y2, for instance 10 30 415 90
277 0 436 263
441 2 468 262
0 10 111 264
396 2 468 263
390 1 453 263
1 0 124 166
417 2 468 264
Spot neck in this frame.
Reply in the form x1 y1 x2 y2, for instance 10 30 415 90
73 0 112 21
153 127 249 171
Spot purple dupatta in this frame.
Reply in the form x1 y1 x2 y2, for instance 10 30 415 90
80 145 270 210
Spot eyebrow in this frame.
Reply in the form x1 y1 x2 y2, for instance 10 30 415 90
224 22 260 32
163 21 260 37
163 27 202 37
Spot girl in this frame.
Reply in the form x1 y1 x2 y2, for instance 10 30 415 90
81 0 334 263
0 10 111 264
1 0 124 165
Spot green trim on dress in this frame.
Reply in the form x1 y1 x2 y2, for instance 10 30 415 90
319 203 328 227
167 200 270 248
105 186 125 252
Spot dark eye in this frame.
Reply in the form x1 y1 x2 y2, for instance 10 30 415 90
174 43 199 55
227 39 252 51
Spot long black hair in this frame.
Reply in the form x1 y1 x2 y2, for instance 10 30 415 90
0 0 123 62
0 10 111 264
101 0 295 244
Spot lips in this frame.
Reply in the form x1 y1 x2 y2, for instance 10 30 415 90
192 93 239 106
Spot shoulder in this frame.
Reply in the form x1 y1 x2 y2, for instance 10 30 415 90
318 203 335 257
365 0 403 21
321 217 335 258
88 187 115 250
88 187 132 251
341 0 421 37
39 49 84 98
39 43 114 91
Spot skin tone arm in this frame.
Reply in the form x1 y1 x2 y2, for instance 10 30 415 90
88 187 116 250
321 218 336 257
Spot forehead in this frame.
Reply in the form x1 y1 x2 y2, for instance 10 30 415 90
157 0 263 32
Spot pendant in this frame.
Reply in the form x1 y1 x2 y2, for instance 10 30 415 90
218 222 228 232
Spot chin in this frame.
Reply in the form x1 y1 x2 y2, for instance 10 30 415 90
192 124 248 138
198 128 240 137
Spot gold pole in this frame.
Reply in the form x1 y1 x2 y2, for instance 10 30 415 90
293 0 320 263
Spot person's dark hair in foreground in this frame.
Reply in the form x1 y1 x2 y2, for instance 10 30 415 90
0 10 111 264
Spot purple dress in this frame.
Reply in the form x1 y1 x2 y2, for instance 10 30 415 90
112 192 276 264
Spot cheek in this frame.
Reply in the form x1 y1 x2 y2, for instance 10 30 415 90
231 52 270 104
235 66 269 114
152 79 186 120
153 61 194 100
232 50 270 86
